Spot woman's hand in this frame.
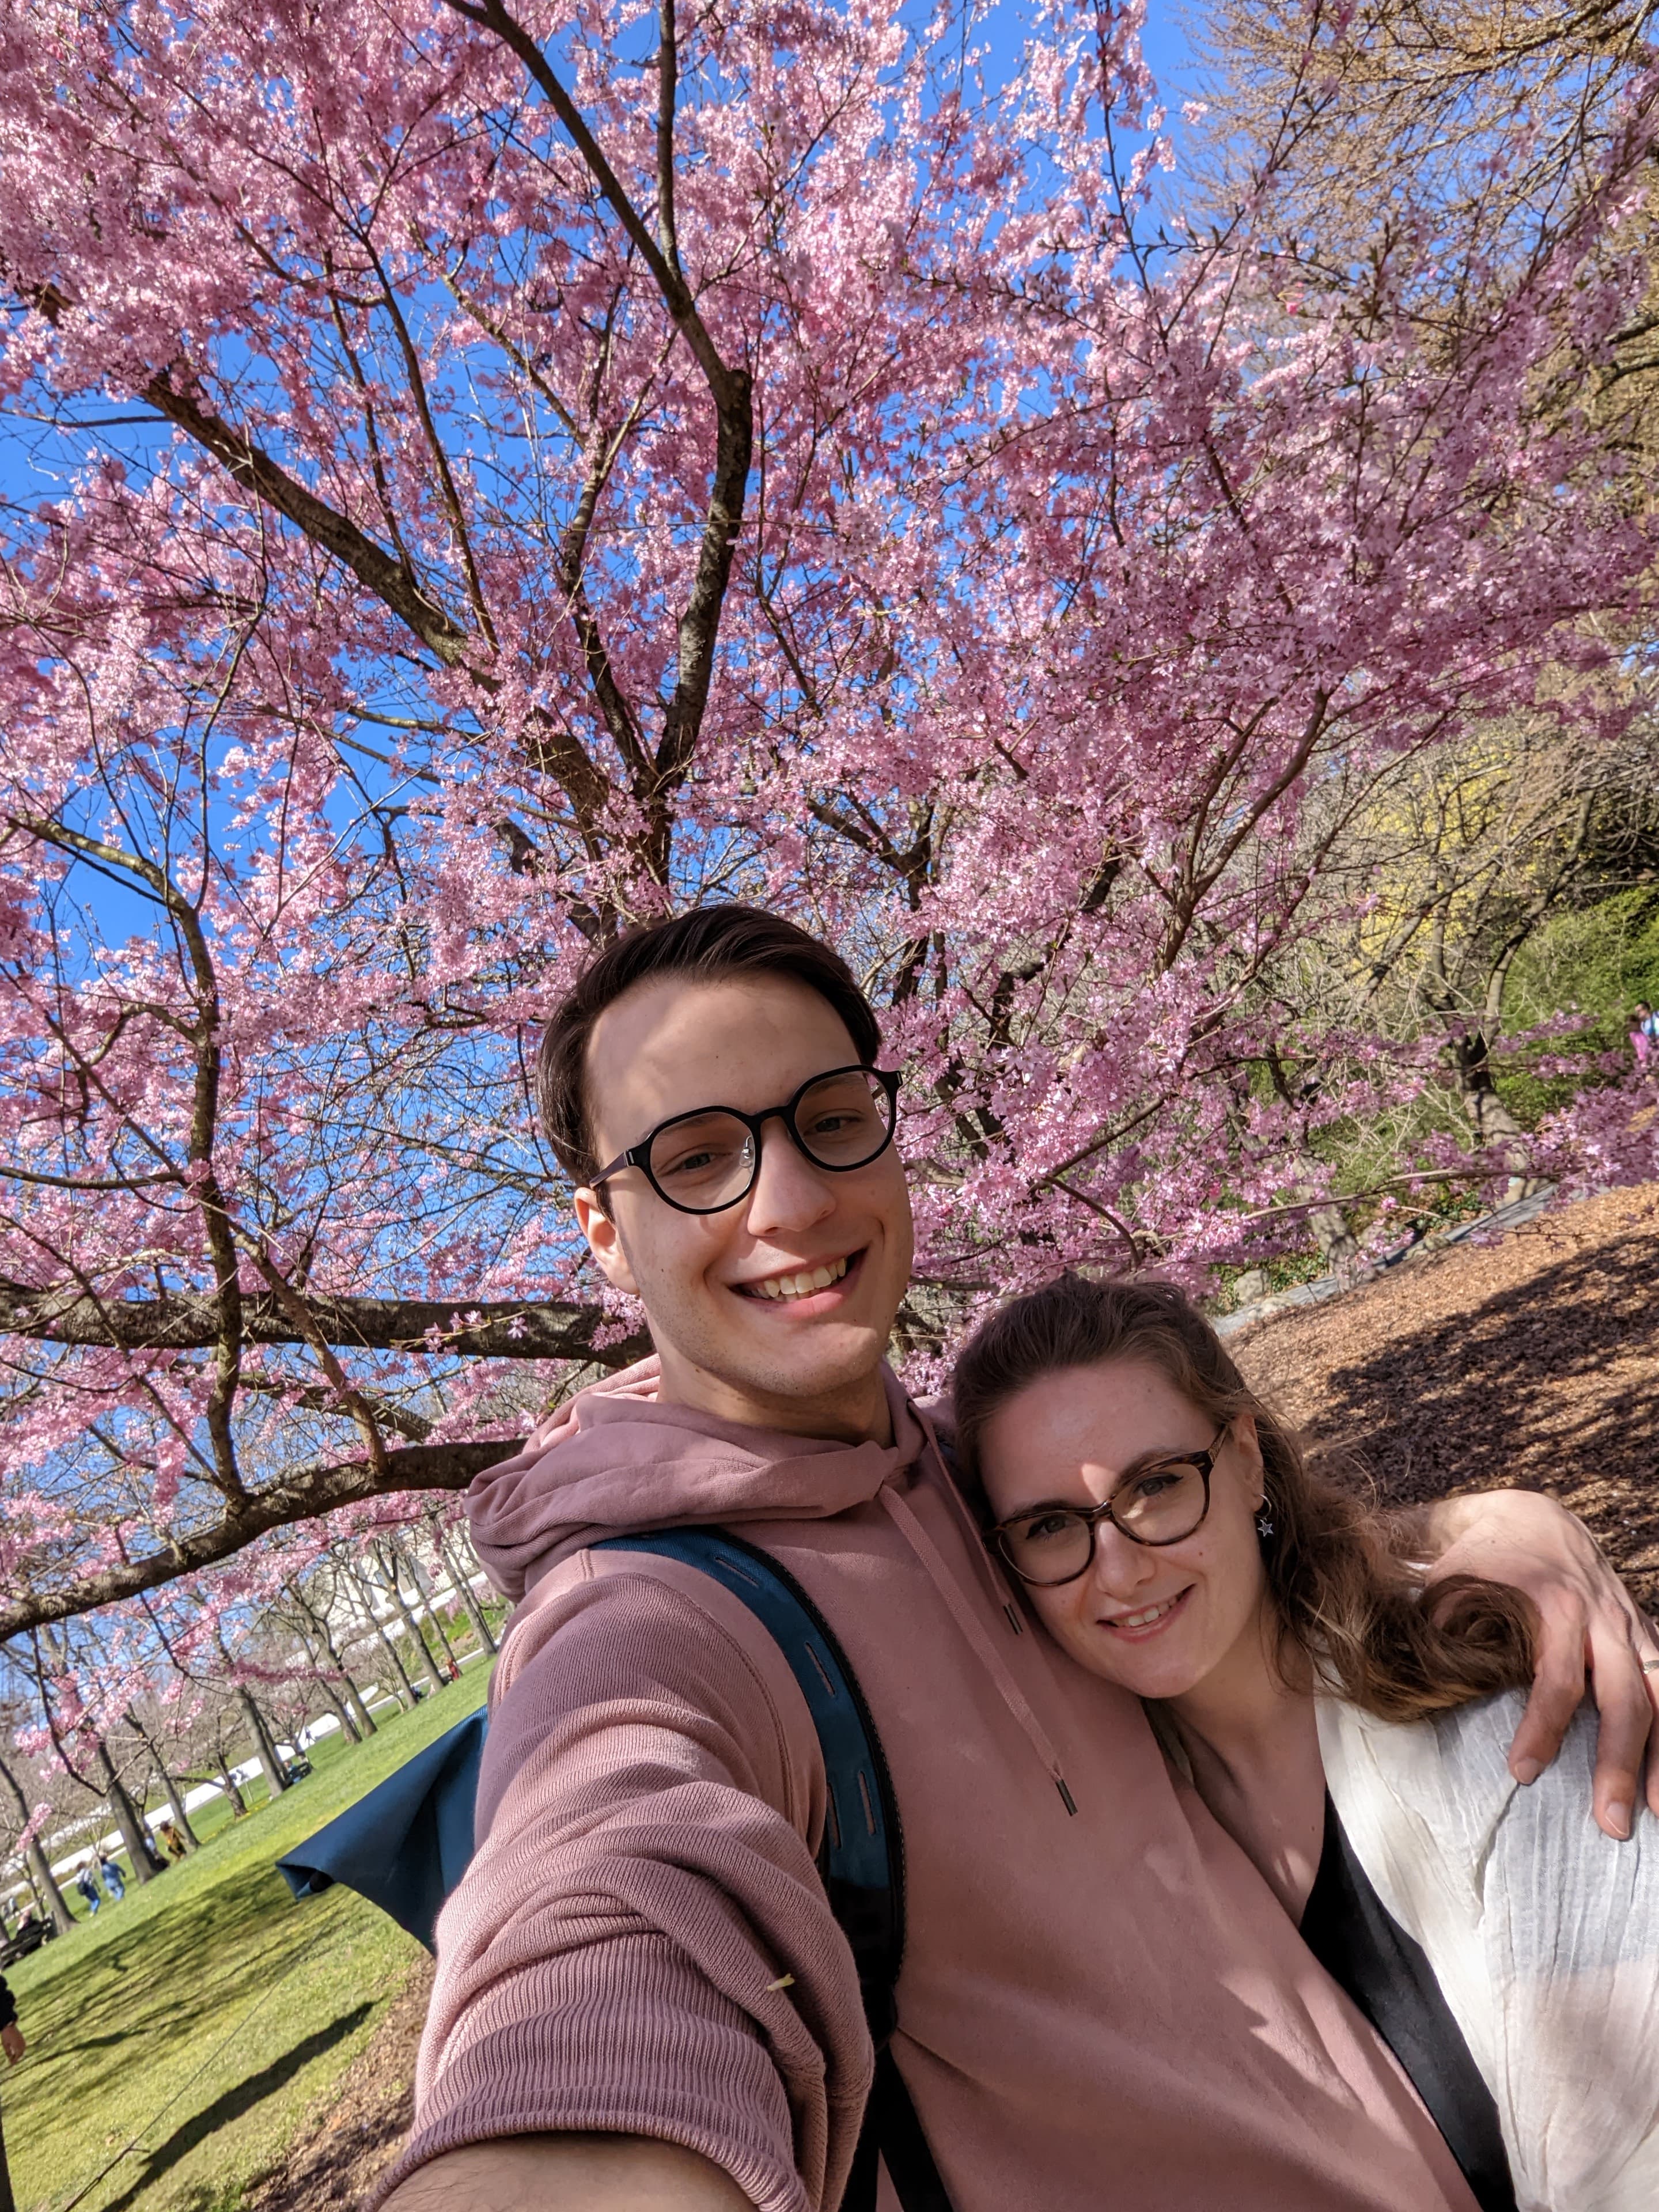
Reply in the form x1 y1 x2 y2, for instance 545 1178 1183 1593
1 2021 24 2064
1418 1487 1659 1838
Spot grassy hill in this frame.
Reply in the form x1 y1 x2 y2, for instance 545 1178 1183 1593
2 1672 487 2212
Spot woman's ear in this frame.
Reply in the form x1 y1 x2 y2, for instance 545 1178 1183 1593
1229 1409 1266 1499
574 1186 641 1294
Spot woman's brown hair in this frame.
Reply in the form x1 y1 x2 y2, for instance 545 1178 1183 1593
952 1273 1535 1722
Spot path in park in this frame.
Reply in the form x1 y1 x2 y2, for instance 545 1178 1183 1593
249 1180 1659 2202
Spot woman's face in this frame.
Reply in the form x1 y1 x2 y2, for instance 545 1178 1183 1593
977 1357 1271 1701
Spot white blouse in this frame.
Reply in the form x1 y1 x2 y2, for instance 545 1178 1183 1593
1317 1688 1659 2211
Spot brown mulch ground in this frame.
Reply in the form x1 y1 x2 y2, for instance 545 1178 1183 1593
243 1961 433 2212
1234 1181 1659 1609
253 1183 1659 2202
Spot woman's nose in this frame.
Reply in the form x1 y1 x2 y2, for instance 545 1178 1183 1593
1088 1518 1160 1597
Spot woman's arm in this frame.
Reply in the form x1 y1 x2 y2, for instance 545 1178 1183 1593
1403 1488 1659 1838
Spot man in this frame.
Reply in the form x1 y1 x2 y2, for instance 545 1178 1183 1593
386 905 1658 2212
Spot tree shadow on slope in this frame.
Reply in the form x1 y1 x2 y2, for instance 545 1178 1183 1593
1303 1225 1659 1604
101 2004 374 2212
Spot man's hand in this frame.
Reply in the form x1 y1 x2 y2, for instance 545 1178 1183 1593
1 2022 25 2065
1421 1487 1659 1838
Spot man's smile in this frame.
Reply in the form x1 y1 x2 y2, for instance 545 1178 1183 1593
732 1249 862 1303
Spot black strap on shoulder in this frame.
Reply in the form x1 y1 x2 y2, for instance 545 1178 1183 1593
1300 1796 1516 2212
596 1528 953 2211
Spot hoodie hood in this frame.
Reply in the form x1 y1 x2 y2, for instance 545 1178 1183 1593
468 1354 927 1601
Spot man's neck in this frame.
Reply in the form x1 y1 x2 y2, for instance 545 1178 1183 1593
653 1346 894 1446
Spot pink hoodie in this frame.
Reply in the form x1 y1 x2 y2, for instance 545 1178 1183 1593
390 1359 1476 2212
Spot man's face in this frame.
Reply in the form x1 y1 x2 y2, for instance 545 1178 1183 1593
574 972 914 1440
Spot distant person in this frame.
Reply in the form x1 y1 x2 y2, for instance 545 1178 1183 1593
1632 1001 1657 1071
97 1855 125 1903
157 1824 186 1862
957 1272 1659 2210
0 1971 24 2065
73 1868 99 1916
1 1965 25 2212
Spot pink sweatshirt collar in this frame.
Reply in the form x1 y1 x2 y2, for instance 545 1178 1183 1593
465 1354 1076 1808
467 1355 927 1601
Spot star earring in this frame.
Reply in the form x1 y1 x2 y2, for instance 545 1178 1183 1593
1254 1501 1275 1542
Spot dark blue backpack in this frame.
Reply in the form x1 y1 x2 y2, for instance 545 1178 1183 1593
278 1526 950 2211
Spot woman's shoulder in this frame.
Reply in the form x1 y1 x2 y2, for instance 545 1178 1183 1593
1317 1687 1603 1872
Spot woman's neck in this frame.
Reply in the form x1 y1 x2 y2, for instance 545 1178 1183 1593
1163 1609 1327 1922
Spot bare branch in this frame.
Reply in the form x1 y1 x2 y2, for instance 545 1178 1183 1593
0 1279 647 1364
0 1440 522 1638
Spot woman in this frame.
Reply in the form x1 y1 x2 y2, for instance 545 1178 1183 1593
952 1274 1659 2212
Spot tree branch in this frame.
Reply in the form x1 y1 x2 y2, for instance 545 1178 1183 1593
0 1440 522 1638
0 1281 647 1364
24 276 472 667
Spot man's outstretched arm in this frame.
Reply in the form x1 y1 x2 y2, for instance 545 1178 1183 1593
382 2133 752 2212
1412 1487 1659 1836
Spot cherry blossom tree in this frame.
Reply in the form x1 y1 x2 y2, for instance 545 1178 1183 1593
0 0 1656 1643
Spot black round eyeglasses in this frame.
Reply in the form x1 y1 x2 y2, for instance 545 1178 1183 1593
987 1425 1228 1586
592 1065 901 1217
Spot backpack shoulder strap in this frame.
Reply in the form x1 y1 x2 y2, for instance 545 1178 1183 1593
596 1527 953 2212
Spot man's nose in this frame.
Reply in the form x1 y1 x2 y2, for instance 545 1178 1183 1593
743 1115 836 1233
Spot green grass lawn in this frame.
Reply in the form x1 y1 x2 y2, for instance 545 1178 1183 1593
3 1673 487 2212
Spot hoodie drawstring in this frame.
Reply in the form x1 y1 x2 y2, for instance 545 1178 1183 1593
878 1480 1078 1816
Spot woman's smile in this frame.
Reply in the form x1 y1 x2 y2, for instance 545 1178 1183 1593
1097 1585 1195 1641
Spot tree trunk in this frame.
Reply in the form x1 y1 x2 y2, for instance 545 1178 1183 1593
1449 1029 1540 1202
1286 1157 1362 1271
127 1713 198 1851
149 1760 199 1851
285 1609 361 1743
313 1619 378 1736
347 1567 419 1706
92 1739 162 1880
0 1750 74 1933
431 1515 497 1655
26 1835 73 1934
341 1668 377 1737
235 1685 290 1798
376 1547 446 1695
213 1760 248 1817
309 1656 362 1744
399 1540 461 1675
288 1582 380 1735
0 1752 74 1929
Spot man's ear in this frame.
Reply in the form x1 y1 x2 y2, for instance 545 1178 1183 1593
574 1186 640 1294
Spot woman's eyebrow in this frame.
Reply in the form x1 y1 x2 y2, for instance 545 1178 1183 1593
1001 1443 1206 1519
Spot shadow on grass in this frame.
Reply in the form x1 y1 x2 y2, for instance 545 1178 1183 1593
101 2004 374 2212
1304 1222 1659 1594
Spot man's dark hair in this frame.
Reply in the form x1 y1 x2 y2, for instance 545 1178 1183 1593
536 904 882 1185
